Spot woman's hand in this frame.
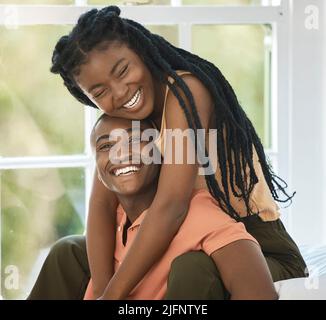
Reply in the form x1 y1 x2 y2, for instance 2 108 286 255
97 280 126 300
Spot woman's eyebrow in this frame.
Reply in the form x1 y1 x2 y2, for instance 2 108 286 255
110 58 126 75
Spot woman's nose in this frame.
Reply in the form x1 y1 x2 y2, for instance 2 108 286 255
112 82 128 104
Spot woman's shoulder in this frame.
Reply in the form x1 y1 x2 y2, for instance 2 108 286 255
172 69 205 89
170 70 209 93
165 69 214 127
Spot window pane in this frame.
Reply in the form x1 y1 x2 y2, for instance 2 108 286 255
1 167 85 299
0 0 73 4
182 0 280 5
0 25 85 157
192 24 271 148
147 25 178 47
88 0 171 5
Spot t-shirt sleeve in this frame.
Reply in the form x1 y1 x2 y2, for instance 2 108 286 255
180 191 260 256
201 220 259 256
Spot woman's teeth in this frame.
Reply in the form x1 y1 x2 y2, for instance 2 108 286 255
113 166 140 177
122 89 142 109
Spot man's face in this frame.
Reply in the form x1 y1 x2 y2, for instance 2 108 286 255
92 116 160 196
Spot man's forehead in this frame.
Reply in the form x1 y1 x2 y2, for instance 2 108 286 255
95 121 151 140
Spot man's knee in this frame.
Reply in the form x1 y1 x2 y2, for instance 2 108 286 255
166 251 228 300
47 235 87 269
170 251 218 277
28 235 88 300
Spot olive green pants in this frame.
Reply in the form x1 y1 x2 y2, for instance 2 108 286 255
28 216 307 300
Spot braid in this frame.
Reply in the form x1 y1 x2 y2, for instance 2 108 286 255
51 5 295 218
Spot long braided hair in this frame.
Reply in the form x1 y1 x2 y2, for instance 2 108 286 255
50 5 295 220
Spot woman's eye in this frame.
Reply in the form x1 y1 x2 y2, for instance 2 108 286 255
93 90 107 99
119 65 128 77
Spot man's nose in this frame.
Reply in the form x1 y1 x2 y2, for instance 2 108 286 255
110 151 132 165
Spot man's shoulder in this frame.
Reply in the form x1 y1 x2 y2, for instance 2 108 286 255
186 189 235 225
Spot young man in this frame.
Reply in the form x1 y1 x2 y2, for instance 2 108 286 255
84 114 277 300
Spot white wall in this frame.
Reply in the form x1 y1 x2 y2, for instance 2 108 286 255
290 0 326 246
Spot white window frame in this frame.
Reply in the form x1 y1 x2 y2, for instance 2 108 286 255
0 0 292 295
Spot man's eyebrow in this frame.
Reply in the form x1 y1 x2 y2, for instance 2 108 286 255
96 134 112 144
87 58 126 93
95 127 135 144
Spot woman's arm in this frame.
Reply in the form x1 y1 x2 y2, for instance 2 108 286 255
101 75 214 299
86 170 119 298
211 240 278 300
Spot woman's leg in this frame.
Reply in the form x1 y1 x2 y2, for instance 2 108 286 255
241 215 308 282
165 216 308 300
165 251 229 300
27 235 90 300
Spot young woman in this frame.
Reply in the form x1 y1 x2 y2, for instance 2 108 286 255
50 5 307 299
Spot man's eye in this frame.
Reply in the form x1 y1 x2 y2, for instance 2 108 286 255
129 136 141 144
99 143 113 151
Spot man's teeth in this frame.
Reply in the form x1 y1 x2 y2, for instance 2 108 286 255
123 89 141 109
113 166 140 176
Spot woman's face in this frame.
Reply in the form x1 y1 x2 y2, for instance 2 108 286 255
74 41 158 120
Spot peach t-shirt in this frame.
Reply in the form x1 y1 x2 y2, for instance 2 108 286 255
84 189 258 300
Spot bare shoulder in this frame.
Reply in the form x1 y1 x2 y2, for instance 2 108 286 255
165 72 214 130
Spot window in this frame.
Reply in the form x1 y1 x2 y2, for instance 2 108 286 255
0 0 288 299
192 24 271 148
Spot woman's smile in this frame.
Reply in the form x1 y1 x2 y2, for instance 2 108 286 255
122 88 143 110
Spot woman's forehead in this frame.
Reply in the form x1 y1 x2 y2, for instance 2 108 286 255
74 42 135 83
86 42 134 65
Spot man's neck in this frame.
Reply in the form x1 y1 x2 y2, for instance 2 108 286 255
116 182 158 223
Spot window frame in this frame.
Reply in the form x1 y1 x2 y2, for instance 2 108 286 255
0 1 292 296
0 0 292 218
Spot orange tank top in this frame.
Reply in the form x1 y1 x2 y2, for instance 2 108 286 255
153 70 280 221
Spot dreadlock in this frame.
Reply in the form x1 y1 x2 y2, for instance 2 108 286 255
50 5 295 220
